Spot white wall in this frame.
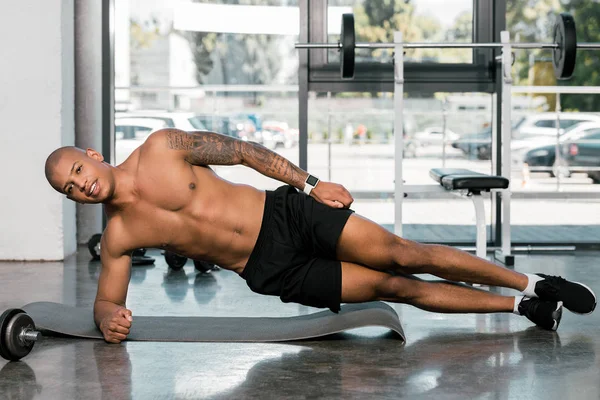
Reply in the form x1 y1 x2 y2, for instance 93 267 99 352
0 0 75 260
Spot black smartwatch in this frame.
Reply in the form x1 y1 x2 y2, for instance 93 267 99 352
303 174 320 195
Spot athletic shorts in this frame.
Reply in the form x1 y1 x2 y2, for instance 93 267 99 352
240 185 354 313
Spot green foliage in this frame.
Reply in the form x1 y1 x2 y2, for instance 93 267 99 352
353 1 445 62
507 1 600 111
183 0 285 87
130 17 163 50
506 0 562 92
185 32 217 84
560 1 600 111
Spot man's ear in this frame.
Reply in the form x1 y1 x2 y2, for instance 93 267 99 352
86 148 105 162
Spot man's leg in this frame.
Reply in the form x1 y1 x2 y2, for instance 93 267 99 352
336 214 528 290
341 261 514 313
341 262 562 330
336 214 596 315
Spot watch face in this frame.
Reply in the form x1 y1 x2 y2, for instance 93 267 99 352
306 175 319 186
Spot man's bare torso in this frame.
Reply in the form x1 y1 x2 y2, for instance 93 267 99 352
104 141 266 274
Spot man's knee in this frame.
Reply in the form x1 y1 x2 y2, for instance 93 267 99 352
375 275 421 302
390 238 435 269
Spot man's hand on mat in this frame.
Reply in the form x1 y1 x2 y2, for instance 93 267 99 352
100 307 133 343
311 182 354 209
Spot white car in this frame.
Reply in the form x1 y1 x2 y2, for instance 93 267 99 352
116 111 207 131
115 117 167 140
513 112 600 139
257 121 298 149
412 127 460 147
512 115 600 169
115 117 168 164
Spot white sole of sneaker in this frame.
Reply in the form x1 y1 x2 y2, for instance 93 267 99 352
568 281 597 315
552 301 563 331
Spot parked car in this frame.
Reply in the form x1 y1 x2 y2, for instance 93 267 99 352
115 117 168 140
513 112 600 138
452 126 492 159
256 121 299 149
114 117 168 164
454 113 600 160
116 111 207 131
192 114 256 140
412 126 460 148
522 122 600 181
562 128 600 183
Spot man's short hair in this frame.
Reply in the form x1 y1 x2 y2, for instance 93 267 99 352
45 146 82 191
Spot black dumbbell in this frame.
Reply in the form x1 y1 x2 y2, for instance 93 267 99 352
193 260 217 273
87 233 102 260
132 248 155 266
164 251 188 270
0 309 41 361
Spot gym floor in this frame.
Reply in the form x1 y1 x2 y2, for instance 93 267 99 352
0 249 598 400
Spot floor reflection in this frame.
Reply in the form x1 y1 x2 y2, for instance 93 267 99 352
1 249 599 399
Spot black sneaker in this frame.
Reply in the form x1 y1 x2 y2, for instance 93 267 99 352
534 274 597 315
518 297 563 331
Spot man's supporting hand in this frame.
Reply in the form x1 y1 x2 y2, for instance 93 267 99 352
311 182 354 209
99 307 133 344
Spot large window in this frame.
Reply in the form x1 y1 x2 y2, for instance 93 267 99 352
505 1 600 243
111 0 600 245
307 90 495 243
114 0 300 181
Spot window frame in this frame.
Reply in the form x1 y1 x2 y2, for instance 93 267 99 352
302 0 499 93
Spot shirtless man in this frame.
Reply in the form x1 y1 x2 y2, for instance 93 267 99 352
44 129 596 343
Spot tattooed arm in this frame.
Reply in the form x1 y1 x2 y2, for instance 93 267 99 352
155 128 306 188
151 128 354 208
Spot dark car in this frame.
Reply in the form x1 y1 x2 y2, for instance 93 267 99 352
523 123 600 182
522 143 566 178
192 114 256 140
562 130 600 183
452 127 492 159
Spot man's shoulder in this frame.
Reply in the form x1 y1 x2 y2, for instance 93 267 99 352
141 129 168 152
101 218 133 258
139 129 186 160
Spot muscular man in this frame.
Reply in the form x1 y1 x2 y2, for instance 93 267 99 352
44 129 596 343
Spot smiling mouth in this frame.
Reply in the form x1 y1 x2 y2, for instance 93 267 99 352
88 181 98 197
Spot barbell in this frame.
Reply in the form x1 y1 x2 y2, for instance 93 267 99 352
295 13 600 80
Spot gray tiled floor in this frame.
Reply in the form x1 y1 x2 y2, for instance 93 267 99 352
0 248 598 399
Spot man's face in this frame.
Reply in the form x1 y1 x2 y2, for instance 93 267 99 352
51 148 111 204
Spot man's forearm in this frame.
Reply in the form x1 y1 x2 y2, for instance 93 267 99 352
94 299 124 328
239 141 308 189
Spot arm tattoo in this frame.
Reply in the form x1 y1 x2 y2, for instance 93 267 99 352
166 130 241 165
166 129 307 188
242 144 305 188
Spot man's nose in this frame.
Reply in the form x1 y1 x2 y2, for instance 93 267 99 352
75 178 86 192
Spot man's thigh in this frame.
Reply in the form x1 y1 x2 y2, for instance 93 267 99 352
336 214 431 272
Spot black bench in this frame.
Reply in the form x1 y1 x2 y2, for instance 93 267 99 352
429 168 509 260
429 168 509 193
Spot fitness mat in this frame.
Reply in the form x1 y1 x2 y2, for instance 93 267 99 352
21 301 405 342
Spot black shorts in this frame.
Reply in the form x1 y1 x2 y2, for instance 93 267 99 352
240 185 354 313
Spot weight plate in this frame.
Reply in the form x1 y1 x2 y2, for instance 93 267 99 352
132 255 156 266
194 260 215 273
0 309 22 360
132 248 147 257
340 13 355 79
165 251 187 270
87 233 102 260
4 313 35 361
553 13 577 80
0 309 32 361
